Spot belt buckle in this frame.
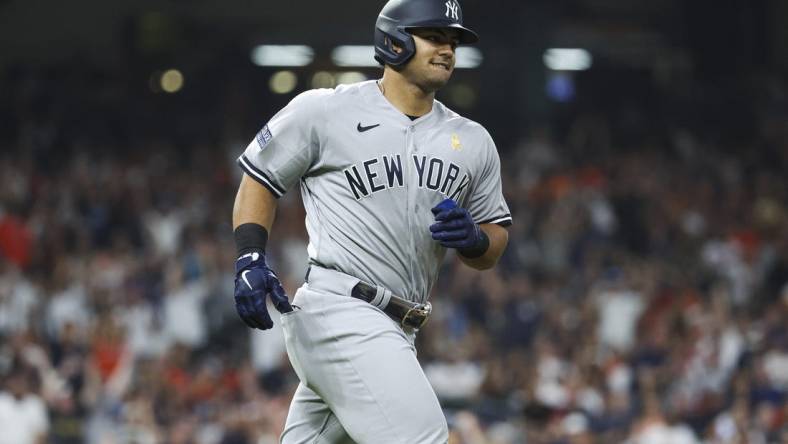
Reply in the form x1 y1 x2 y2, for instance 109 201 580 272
401 301 432 330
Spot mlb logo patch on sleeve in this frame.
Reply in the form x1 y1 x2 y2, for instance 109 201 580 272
255 125 273 148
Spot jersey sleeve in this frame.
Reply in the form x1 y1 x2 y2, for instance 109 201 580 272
237 89 326 197
465 129 512 227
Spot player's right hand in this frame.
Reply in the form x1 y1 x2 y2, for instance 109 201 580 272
234 251 293 330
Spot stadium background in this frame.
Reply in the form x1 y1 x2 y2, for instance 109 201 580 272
0 0 786 442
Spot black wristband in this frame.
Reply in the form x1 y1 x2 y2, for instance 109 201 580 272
458 227 490 259
234 223 269 256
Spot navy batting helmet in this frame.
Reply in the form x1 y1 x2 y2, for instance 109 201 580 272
374 0 479 67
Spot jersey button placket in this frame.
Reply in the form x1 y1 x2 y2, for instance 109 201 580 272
409 126 419 210
405 125 418 300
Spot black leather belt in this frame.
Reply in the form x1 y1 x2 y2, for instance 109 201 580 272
350 280 432 330
306 266 432 330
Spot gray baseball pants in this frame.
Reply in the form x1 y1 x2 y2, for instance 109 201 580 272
279 267 448 444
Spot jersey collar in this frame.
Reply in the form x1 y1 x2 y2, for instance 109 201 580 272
361 80 439 127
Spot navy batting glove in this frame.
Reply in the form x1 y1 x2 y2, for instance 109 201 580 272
234 251 293 330
430 198 489 258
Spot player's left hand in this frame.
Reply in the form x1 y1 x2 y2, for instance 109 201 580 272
429 198 484 250
234 251 293 330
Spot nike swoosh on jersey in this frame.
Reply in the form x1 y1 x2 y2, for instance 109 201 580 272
357 123 381 132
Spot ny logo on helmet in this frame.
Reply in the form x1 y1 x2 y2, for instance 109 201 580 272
445 0 459 21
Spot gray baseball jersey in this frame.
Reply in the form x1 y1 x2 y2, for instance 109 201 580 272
238 80 511 303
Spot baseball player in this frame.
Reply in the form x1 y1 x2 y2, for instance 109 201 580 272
231 0 511 442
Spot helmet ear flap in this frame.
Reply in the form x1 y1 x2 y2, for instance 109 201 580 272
374 13 416 67
374 28 416 67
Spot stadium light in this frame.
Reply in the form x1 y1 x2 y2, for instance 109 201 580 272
543 48 592 71
454 47 482 69
269 71 298 94
160 69 184 93
251 45 314 67
331 45 483 69
312 71 336 88
336 72 367 85
331 46 377 67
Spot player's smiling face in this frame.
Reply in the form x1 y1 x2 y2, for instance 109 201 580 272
401 28 460 92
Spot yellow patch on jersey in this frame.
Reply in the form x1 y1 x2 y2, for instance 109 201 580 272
451 134 462 151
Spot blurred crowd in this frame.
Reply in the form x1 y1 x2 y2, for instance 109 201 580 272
0 60 787 444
